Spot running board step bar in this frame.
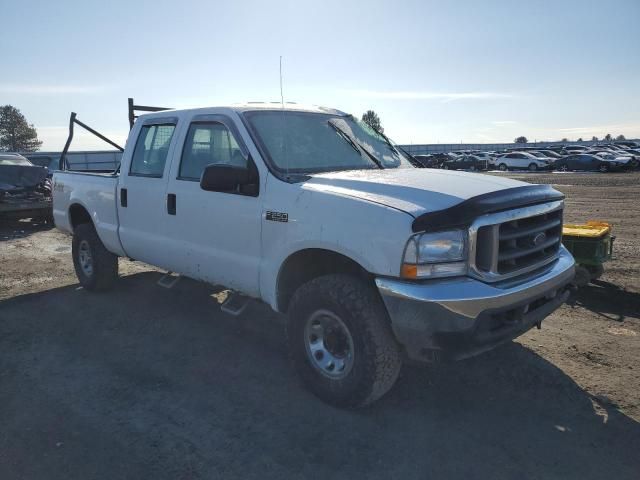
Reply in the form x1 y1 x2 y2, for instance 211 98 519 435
157 272 181 289
220 293 250 316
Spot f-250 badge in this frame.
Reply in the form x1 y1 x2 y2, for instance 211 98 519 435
266 211 288 222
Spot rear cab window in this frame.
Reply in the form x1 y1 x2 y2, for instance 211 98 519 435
129 123 176 177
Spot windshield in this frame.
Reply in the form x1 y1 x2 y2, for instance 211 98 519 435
245 111 414 174
0 155 33 166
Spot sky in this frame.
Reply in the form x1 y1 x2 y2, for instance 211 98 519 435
1 0 639 151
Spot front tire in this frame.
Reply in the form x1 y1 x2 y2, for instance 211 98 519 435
528 163 538 171
498 163 508 171
287 274 402 407
72 223 118 291
599 163 609 173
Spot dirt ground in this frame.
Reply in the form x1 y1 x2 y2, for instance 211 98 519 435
1 171 639 479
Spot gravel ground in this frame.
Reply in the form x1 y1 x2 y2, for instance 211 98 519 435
1 171 639 479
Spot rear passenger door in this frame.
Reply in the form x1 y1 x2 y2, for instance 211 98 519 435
117 117 179 268
163 114 263 296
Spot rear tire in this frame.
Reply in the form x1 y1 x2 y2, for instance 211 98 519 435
287 274 402 408
599 163 609 173
498 163 508 171
72 223 118 291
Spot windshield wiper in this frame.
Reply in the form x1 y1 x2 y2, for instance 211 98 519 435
328 120 383 169
368 125 424 168
396 145 425 168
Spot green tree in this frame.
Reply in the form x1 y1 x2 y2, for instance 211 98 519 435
577 137 583 142
361 110 384 133
616 134 626 141
591 136 598 141
514 136 528 143
604 133 612 141
561 138 569 142
0 105 42 152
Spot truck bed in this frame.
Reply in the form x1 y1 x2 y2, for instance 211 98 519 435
52 170 125 256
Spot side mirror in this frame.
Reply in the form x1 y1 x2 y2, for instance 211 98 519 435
200 164 249 192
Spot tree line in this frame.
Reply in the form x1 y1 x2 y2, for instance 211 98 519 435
515 134 627 144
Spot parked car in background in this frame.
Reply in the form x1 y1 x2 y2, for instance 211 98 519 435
495 152 553 171
441 154 486 170
530 150 562 160
471 152 494 162
0 153 52 221
413 154 442 168
592 152 636 169
555 154 621 172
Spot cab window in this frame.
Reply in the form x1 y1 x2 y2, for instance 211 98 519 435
179 122 246 180
129 124 176 177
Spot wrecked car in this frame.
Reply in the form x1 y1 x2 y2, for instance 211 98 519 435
0 153 52 221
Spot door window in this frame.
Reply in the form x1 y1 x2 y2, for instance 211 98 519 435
130 124 176 177
179 122 246 180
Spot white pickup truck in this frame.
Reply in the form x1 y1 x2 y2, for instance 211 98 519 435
53 104 575 407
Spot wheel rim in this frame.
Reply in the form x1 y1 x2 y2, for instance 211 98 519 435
599 164 608 172
499 164 507 171
304 309 355 379
78 240 94 277
529 164 537 171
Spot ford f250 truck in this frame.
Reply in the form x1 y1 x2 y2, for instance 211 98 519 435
53 104 575 407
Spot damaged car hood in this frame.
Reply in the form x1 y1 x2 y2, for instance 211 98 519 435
0 164 48 192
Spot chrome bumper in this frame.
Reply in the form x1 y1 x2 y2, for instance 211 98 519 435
375 246 575 362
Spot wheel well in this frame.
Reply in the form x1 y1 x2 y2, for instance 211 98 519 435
69 204 92 230
276 249 370 313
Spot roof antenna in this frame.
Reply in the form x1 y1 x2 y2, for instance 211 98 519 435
279 55 289 179
280 55 285 109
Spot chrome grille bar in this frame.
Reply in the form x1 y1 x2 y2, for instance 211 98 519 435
468 200 564 283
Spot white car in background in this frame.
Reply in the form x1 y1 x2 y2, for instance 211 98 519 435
495 152 553 171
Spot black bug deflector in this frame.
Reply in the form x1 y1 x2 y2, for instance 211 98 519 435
411 184 565 233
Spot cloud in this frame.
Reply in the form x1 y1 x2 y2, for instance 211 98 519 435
0 84 107 94
345 89 516 102
558 123 640 133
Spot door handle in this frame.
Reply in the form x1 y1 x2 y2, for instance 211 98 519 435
120 188 127 207
167 193 176 215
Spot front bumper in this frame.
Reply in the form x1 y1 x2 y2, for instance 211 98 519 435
376 246 575 362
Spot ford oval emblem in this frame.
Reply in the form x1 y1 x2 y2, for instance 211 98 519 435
532 232 547 246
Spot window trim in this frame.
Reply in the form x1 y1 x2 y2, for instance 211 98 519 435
128 121 177 178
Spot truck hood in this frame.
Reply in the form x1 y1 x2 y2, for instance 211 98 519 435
303 168 528 217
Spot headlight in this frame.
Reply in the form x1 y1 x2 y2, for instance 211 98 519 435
401 229 468 279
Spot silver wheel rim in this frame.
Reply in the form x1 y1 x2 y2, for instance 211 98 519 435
78 240 94 277
304 309 354 379
500 164 507 170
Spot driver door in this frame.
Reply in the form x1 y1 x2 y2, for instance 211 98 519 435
163 114 263 297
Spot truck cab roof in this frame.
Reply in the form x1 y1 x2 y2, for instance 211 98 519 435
136 103 349 121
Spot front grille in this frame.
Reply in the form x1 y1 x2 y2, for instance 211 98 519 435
471 201 563 282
